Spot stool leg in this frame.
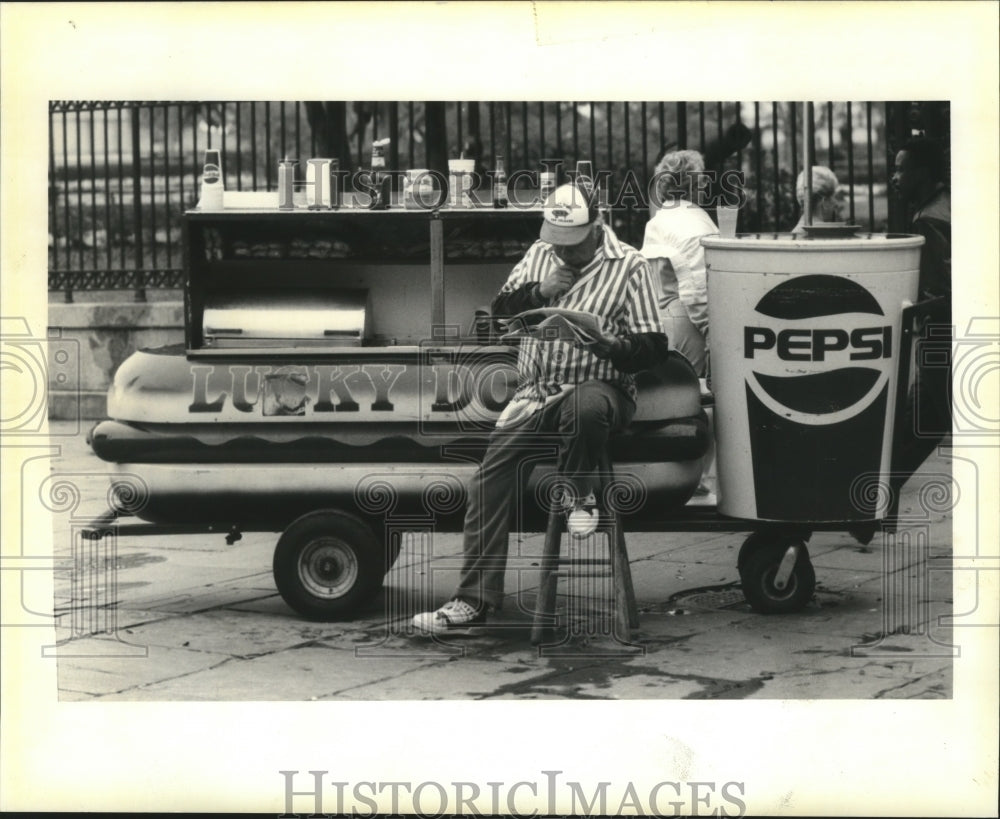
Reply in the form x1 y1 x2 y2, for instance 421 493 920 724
599 452 639 640
531 506 563 645
610 517 640 632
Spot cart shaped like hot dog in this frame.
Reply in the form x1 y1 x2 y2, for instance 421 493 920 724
85 199 927 621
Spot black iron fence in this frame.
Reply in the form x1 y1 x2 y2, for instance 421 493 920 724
49 100 927 301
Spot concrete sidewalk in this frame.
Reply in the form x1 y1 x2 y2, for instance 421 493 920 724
43 420 954 700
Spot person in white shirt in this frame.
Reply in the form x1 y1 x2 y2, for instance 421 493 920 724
641 149 717 377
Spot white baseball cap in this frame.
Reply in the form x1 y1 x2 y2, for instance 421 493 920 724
540 183 599 245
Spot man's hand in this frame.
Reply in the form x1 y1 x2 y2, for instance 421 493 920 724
582 328 625 360
538 266 577 300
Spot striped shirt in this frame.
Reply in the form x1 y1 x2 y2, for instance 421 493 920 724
498 224 663 403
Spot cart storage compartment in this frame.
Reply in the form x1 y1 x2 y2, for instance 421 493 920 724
202 288 370 348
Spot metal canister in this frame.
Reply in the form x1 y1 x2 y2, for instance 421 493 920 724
278 159 297 210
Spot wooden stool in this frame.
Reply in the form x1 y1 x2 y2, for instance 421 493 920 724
531 451 640 646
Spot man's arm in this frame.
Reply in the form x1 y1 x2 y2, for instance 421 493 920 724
597 255 671 372
493 261 581 317
490 242 562 319
605 331 670 373
491 282 546 318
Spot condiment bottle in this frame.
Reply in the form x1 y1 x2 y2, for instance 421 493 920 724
492 156 508 209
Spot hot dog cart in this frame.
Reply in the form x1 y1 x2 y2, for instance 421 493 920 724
83 156 936 623
86 192 713 620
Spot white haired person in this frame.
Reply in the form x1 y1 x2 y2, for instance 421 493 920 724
640 149 717 377
791 165 845 235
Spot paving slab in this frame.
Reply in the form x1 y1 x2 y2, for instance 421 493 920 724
225 593 318 618
100 645 443 701
119 609 346 657
128 586 281 616
482 661 709 700
809 542 889 571
57 689 103 702
56 639 231 697
860 664 952 698
333 656 563 700
645 540 748 569
748 649 954 699
653 625 954 699
52 608 179 646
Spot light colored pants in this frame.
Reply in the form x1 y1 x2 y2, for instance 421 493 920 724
660 299 707 377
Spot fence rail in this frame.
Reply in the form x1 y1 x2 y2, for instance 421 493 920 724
49 100 911 301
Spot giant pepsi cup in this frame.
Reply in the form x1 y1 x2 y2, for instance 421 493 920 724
704 234 923 522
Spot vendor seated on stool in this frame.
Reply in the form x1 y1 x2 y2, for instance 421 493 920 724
412 183 669 636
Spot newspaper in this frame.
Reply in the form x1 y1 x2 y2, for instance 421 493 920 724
493 384 575 429
499 307 605 345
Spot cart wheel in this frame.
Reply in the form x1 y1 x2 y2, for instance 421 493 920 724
737 531 769 574
385 537 402 572
273 510 383 621
739 539 815 614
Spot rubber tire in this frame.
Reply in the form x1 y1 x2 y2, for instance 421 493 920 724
737 531 770 574
738 527 812 574
739 540 816 614
273 509 384 621
384 537 402 573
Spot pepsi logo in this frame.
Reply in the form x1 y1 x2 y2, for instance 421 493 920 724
753 274 883 320
753 367 881 414
742 275 894 425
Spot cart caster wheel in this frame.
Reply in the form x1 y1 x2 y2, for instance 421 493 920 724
739 539 815 614
273 510 384 621
737 531 769 574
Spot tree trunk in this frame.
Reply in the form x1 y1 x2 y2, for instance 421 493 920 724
465 102 487 181
424 102 448 177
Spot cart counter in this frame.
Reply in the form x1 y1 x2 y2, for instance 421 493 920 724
183 200 544 352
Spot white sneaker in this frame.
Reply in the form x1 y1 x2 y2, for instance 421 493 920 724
412 598 487 635
565 491 599 538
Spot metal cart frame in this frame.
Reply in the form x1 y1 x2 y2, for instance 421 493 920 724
83 268 941 620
